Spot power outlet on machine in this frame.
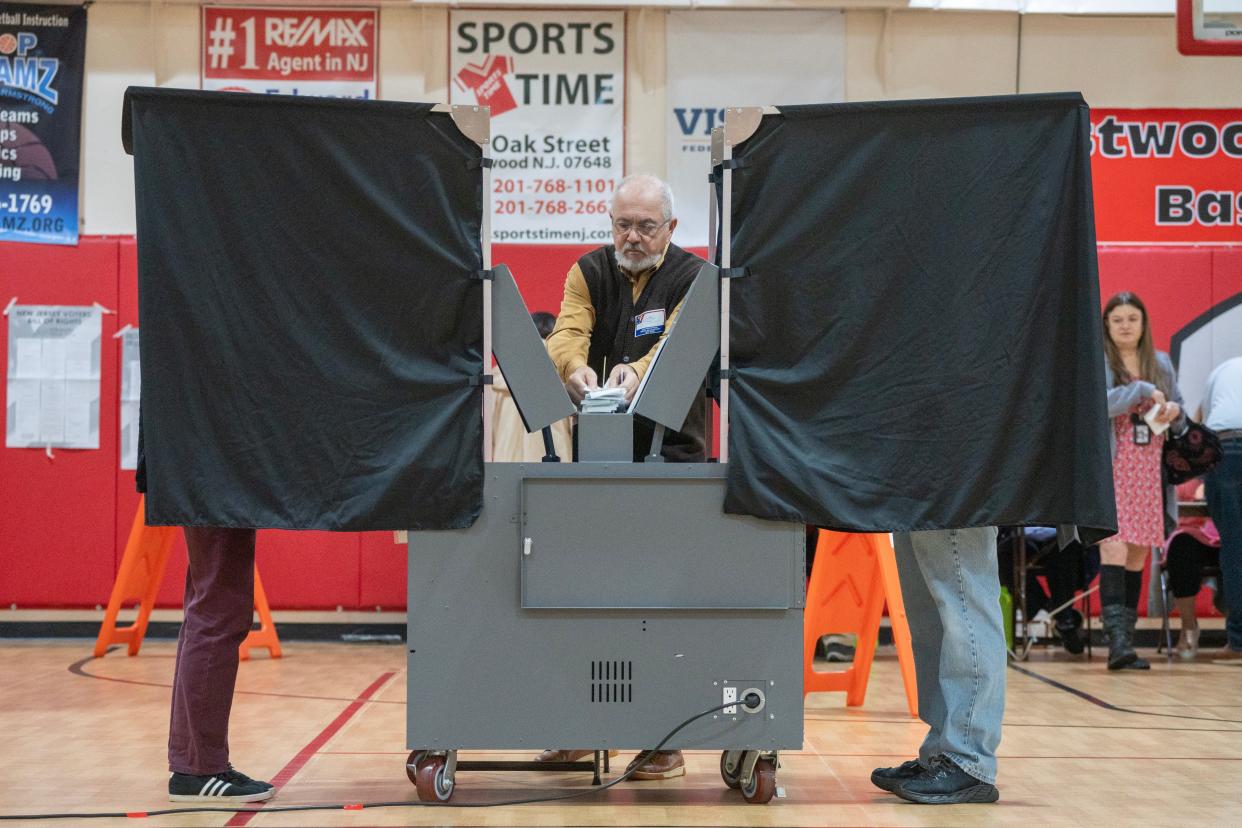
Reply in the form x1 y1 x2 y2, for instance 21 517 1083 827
722 686 738 715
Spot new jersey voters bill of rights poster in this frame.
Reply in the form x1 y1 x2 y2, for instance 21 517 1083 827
450 9 624 245
6 304 101 449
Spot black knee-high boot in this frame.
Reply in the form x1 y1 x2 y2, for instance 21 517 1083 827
1122 569 1151 670
1100 565 1137 670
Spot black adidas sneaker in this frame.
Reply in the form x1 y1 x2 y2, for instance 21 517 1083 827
168 768 274 803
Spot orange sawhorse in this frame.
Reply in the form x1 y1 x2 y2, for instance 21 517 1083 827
94 496 281 660
804 530 918 717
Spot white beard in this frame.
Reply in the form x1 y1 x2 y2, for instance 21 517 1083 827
614 247 660 274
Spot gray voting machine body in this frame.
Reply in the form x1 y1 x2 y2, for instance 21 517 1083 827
406 261 805 804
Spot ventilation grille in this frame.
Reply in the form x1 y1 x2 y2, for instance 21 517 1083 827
590 660 633 703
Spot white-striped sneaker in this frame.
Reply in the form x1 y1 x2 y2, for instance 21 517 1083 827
168 768 274 802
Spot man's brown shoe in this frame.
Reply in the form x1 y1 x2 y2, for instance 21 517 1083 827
625 750 685 780
534 749 618 763
1209 646 1242 662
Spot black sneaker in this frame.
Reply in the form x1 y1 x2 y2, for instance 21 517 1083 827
895 757 999 804
1055 610 1085 655
169 768 275 803
870 758 924 792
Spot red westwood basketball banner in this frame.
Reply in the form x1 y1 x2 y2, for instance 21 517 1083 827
1090 109 1242 244
201 6 377 99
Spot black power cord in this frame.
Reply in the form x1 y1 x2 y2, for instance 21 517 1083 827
1 694 765 821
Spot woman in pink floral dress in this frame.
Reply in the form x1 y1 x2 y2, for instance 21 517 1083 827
1100 292 1186 670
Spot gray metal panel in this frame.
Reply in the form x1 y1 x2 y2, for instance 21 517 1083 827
630 264 719 432
520 475 801 609
491 264 575 433
408 462 804 751
577 413 633 461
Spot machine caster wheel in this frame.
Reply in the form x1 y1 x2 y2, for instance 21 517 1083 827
411 752 454 802
741 757 777 804
405 750 426 786
720 751 743 789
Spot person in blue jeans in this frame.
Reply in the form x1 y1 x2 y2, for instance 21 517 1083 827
1201 356 1242 660
871 527 1005 804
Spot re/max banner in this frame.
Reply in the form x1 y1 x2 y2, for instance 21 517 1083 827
1090 109 1242 243
0 3 85 246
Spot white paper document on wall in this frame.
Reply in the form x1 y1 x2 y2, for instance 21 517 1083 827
120 328 141 470
666 10 845 248
5 305 102 449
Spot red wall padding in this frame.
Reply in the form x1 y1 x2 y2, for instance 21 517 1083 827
2 238 1236 608
1095 245 1239 616
1 238 121 606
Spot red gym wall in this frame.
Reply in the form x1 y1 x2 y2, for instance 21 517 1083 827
1 239 1239 609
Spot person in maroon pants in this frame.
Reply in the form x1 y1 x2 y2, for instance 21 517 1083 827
165 527 274 803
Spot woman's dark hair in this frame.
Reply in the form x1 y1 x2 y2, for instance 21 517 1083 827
1102 291 1168 394
531 311 557 340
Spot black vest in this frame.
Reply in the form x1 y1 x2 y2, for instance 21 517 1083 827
578 243 707 462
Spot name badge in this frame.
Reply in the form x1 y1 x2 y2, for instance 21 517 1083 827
634 308 666 337
1131 413 1151 446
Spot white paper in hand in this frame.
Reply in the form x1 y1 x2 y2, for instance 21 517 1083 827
1143 403 1171 436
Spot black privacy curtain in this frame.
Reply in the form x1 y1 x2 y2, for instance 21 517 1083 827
723 94 1117 543
123 88 483 531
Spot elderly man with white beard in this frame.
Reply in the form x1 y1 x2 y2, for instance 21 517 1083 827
536 174 707 781
545 173 708 466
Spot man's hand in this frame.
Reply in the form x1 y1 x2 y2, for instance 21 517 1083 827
605 364 639 402
566 365 599 404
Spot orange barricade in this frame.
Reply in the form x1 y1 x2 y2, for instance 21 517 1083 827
239 569 282 660
804 530 918 717
94 497 179 657
94 496 281 659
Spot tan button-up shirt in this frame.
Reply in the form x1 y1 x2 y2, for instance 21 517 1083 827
546 246 685 383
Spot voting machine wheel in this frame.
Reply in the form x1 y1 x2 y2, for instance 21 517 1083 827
411 752 455 802
405 750 425 785
741 757 777 804
720 750 743 789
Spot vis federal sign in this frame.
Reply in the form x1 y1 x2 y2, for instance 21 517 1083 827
673 107 727 144
0 3 86 246
663 9 845 248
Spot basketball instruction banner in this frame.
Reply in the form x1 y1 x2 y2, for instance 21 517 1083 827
202 6 378 99
450 9 624 245
1091 108 1242 243
0 3 85 246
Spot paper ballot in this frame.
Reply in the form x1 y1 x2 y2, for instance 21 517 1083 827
1143 403 1171 436
579 386 628 414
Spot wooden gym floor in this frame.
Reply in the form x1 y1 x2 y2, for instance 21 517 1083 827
2 638 1240 827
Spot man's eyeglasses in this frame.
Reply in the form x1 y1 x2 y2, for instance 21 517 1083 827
612 218 669 238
